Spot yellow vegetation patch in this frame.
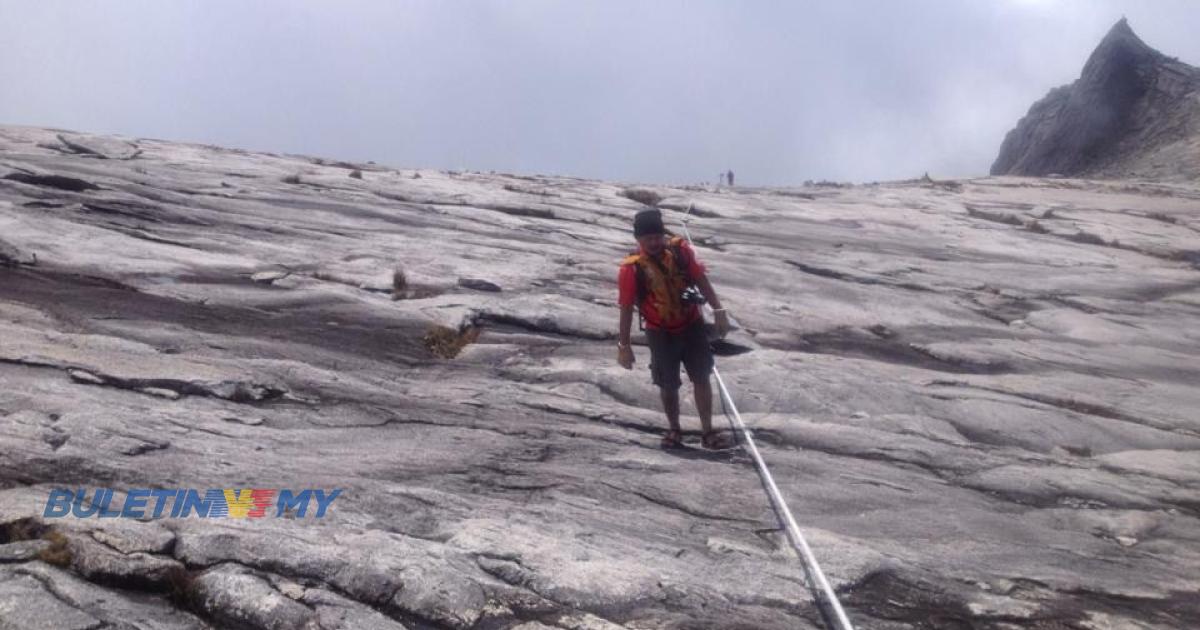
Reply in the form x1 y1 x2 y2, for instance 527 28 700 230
423 325 479 359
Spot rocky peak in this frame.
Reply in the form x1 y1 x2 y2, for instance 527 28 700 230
991 19 1200 180
1090 18 1151 57
1077 18 1160 87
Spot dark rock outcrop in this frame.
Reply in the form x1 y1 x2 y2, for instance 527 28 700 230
2 172 102 192
0 238 36 267
457 277 502 292
992 19 1200 181
55 133 141 160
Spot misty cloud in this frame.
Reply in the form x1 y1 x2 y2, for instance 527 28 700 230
2 0 1198 185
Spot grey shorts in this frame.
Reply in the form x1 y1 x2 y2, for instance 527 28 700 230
645 319 714 390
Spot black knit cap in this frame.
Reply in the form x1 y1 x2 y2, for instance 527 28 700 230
633 208 665 237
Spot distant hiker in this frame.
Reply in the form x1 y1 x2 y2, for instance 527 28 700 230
716 172 725 187
727 170 735 187
616 209 732 449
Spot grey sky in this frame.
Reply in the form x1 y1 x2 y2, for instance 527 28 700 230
2 1 1198 185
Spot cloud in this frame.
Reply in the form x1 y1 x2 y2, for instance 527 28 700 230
1 0 1197 184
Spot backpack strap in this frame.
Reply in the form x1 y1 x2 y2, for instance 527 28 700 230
634 264 649 306
622 252 648 330
623 253 649 307
667 237 691 281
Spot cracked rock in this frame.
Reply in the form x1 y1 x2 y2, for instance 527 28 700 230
191 563 318 630
83 519 176 555
8 561 213 629
302 588 411 630
67 533 185 591
0 540 49 563
390 565 486 629
0 572 103 630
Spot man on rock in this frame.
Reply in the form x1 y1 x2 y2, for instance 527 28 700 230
616 208 732 449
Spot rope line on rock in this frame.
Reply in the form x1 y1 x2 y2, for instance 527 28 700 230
681 205 856 630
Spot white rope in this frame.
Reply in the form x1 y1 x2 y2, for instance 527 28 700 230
681 205 855 630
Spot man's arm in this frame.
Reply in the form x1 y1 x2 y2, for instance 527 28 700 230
617 305 635 369
694 272 731 337
616 262 637 369
694 273 722 311
619 305 634 347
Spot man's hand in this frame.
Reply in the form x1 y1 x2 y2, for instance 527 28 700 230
617 343 635 369
714 309 731 338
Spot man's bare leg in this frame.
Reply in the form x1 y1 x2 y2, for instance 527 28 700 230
694 377 714 434
660 387 682 433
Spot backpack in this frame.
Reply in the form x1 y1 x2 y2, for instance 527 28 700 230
622 236 703 329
